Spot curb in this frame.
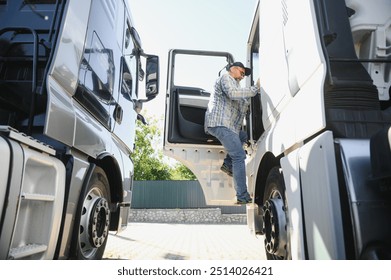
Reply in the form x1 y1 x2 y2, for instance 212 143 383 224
129 208 247 224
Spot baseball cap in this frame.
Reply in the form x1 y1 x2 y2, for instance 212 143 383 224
229 62 251 76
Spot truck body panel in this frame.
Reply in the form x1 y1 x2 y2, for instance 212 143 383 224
0 127 65 259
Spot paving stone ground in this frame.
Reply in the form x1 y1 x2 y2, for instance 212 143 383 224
103 222 266 260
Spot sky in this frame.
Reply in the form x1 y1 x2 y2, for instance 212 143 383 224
128 0 259 119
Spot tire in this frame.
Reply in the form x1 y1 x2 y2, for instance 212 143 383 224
72 166 111 260
262 167 290 260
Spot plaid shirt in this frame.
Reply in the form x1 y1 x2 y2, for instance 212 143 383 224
205 73 259 134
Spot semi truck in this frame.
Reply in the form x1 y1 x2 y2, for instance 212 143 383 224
163 0 391 259
0 0 159 259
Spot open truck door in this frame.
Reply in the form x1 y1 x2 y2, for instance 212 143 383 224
163 49 242 205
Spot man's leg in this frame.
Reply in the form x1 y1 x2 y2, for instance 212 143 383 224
221 130 248 176
207 127 250 202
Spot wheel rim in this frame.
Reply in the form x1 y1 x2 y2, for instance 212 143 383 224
79 186 110 259
263 189 288 259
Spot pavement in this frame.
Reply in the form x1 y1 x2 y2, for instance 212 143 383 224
103 222 266 260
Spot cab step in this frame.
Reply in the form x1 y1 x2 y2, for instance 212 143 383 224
8 244 47 260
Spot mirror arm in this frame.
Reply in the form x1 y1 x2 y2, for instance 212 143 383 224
137 113 148 125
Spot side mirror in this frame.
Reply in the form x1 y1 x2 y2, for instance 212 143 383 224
145 55 159 100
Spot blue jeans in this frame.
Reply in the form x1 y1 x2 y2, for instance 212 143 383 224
207 126 251 201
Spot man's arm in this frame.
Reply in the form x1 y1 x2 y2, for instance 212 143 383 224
221 75 259 100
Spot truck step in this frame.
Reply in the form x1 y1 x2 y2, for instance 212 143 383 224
8 244 47 260
21 192 55 202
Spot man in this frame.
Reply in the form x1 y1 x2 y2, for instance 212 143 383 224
205 62 260 204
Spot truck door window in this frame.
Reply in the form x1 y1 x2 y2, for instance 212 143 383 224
125 25 131 49
252 52 260 85
122 20 138 99
121 56 137 100
248 21 264 141
83 32 114 101
75 31 114 129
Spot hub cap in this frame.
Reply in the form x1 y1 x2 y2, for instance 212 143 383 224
79 187 110 258
263 190 288 258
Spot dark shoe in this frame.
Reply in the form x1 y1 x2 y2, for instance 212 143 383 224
236 200 247 205
236 198 252 204
220 164 233 177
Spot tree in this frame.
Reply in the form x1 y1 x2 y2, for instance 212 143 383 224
171 163 197 180
132 115 172 180
132 113 197 180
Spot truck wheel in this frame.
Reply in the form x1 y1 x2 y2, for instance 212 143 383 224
73 166 111 260
262 167 290 260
